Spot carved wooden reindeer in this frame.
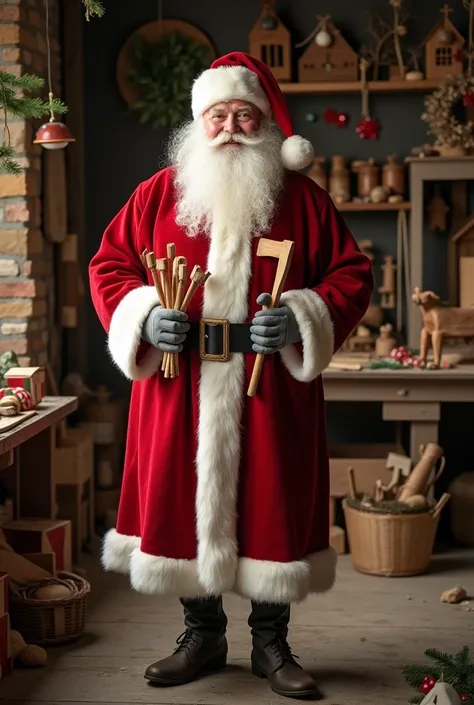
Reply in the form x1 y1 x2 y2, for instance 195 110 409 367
412 287 474 367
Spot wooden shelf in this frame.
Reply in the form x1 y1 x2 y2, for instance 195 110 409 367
279 80 439 94
337 201 411 212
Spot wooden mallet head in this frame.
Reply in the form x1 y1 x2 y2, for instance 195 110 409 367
256 238 295 308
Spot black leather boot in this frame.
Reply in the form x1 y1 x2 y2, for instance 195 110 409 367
144 596 228 686
249 601 320 699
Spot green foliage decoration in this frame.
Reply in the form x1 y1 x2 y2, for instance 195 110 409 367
403 646 474 704
125 31 212 129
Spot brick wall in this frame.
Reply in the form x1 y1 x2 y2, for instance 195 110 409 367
0 0 61 366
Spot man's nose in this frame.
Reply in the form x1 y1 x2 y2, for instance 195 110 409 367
223 114 238 133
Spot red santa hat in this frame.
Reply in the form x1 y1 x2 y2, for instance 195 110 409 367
191 51 314 171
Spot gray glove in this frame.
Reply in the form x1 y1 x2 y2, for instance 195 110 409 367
141 306 190 353
250 293 301 355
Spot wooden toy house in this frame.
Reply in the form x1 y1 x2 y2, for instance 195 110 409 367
298 18 358 83
4 366 45 406
249 0 291 81
449 215 474 308
423 5 465 81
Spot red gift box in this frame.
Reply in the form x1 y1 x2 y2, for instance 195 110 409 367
3 519 71 572
0 613 12 681
0 573 8 617
4 366 45 406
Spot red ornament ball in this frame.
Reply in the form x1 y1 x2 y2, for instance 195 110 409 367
336 112 348 127
324 108 338 124
460 696 468 703
421 682 434 694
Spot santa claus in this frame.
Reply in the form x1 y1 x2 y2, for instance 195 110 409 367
89 52 373 698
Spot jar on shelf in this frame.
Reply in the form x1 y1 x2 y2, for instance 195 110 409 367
382 154 405 196
352 158 380 199
329 156 350 203
307 156 327 191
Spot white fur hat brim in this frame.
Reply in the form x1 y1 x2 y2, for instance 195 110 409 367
192 66 271 119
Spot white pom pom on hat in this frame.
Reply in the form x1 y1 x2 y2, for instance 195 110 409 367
191 51 314 171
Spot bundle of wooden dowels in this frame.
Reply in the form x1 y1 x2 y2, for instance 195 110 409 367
140 243 210 379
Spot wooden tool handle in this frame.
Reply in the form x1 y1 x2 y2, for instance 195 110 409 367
247 240 295 397
431 492 450 520
348 467 357 499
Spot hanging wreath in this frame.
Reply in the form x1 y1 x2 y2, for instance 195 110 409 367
421 74 474 150
116 20 215 129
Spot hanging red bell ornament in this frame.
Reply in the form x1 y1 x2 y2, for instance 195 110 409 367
34 116 75 150
34 0 75 150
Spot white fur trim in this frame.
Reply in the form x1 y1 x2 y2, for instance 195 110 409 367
101 530 336 601
101 528 140 574
192 66 271 118
234 548 337 603
194 221 253 593
130 550 208 598
279 288 334 382
107 285 163 381
281 135 314 171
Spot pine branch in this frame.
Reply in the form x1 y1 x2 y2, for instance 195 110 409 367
82 0 105 20
0 143 21 174
425 648 457 669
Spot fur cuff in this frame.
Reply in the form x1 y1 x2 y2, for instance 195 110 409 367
233 548 337 604
279 289 334 382
108 286 163 381
101 530 337 602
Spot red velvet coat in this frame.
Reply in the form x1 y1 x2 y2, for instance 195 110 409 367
89 167 373 604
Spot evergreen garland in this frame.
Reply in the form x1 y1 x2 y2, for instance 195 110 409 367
125 31 212 128
403 646 474 704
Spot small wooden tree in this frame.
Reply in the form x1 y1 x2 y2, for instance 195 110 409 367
362 0 410 80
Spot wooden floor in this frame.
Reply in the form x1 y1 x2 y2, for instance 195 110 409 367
1 546 473 704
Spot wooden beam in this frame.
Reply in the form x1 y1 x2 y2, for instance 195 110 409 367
61 0 86 379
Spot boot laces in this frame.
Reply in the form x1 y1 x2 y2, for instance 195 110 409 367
174 629 200 653
269 636 299 665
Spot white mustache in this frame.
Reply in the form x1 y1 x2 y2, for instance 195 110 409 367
207 130 267 148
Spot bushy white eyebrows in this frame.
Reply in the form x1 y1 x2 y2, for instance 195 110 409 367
209 103 254 115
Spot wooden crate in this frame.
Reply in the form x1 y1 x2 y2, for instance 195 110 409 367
3 519 72 573
329 443 403 498
55 427 94 485
56 479 94 563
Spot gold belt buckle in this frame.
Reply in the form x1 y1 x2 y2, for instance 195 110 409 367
199 318 230 362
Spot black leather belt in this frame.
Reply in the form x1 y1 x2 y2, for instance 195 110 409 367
184 318 253 361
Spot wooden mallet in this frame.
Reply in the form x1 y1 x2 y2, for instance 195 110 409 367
247 238 295 397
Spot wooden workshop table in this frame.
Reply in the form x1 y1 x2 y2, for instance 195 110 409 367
322 365 474 460
0 396 78 520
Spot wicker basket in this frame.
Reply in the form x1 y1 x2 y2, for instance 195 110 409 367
9 571 91 645
343 499 444 577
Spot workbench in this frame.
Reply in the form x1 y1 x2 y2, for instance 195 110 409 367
0 396 78 520
323 365 474 460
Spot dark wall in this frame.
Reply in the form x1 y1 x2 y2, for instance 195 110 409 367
82 1 473 495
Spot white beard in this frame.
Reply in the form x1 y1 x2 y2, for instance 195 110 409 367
167 117 285 241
